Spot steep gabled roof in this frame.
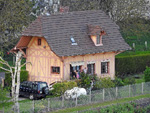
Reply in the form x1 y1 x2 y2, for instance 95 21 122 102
22 10 131 56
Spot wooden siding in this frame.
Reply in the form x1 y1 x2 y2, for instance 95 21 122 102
63 52 115 80
26 37 63 84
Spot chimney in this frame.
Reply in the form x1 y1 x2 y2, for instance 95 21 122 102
60 6 69 13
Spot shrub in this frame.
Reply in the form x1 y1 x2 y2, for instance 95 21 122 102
144 66 150 82
79 72 91 88
113 77 124 86
20 70 28 83
94 77 115 89
52 81 77 96
4 70 28 86
5 72 12 86
123 77 135 85
116 54 150 78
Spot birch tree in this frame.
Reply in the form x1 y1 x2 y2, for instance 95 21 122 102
0 51 30 113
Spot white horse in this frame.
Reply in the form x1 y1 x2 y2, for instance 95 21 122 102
64 87 87 99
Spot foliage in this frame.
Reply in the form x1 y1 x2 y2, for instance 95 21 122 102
4 70 28 87
99 103 148 113
0 0 35 53
20 70 29 83
0 88 10 106
144 66 150 82
52 81 77 96
123 77 136 85
116 54 150 77
113 77 124 86
78 72 91 88
118 18 150 51
61 0 147 22
94 77 115 89
4 72 12 87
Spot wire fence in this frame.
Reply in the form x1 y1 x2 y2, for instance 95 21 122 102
1 82 150 113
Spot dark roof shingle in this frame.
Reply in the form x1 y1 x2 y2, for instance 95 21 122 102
22 10 131 56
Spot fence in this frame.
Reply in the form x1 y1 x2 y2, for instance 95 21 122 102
1 82 150 113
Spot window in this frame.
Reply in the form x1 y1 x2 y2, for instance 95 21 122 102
96 35 100 44
38 39 41 45
101 62 109 74
51 67 60 74
70 36 78 45
87 63 95 75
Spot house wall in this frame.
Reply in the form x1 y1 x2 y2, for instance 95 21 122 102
63 52 116 80
26 37 63 84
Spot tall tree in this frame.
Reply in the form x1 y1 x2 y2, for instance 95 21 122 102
0 52 30 113
0 0 34 53
110 0 149 22
60 0 148 22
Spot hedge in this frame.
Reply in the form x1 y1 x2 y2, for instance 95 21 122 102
5 70 29 86
52 81 77 96
115 54 150 78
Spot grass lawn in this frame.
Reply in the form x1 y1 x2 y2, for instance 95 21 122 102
116 51 150 58
135 74 145 84
51 94 150 113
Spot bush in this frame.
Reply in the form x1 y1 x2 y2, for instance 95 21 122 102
20 70 28 83
123 77 136 85
144 66 150 82
4 70 28 86
94 77 115 89
79 72 91 88
116 54 150 78
52 81 77 96
113 77 124 86
5 72 12 86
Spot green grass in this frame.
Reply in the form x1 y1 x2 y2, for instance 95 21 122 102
116 51 150 58
51 94 150 113
135 74 145 84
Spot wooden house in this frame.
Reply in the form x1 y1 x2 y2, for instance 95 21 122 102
12 10 131 84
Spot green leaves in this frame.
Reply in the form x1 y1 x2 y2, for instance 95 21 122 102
144 66 150 82
0 0 35 52
52 81 77 96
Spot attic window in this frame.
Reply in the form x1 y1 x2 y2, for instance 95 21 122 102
96 35 100 44
38 39 41 45
70 36 77 45
88 25 106 46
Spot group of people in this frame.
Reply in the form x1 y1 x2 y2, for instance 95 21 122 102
71 67 87 79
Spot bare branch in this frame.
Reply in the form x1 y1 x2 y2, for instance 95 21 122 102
20 62 32 68
0 57 11 68
0 67 11 72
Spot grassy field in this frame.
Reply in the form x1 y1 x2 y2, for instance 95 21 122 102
51 94 150 113
116 50 150 58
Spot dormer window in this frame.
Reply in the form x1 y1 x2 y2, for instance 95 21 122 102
70 36 78 45
88 25 106 46
96 35 100 44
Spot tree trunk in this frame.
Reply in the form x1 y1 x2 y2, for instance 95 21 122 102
15 51 22 113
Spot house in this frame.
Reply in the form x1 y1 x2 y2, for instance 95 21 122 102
12 10 131 84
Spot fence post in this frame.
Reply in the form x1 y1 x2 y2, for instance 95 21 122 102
116 87 118 98
103 88 105 101
48 98 50 112
129 85 131 97
33 100 35 113
142 82 144 94
75 93 78 106
89 89 91 103
62 95 64 108
2 105 4 113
